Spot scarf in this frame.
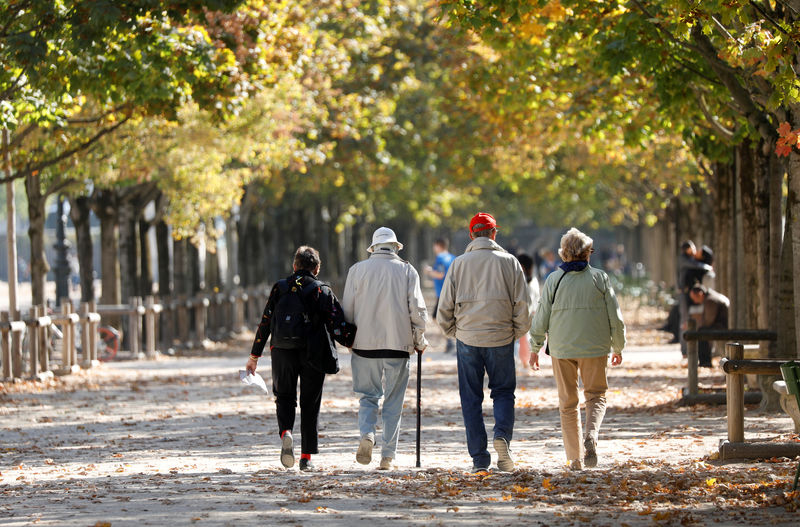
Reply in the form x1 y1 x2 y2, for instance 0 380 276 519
559 261 588 273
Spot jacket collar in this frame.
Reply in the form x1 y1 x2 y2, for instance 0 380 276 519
369 251 402 261
465 236 505 253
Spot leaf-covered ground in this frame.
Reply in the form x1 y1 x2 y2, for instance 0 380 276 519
1 309 799 526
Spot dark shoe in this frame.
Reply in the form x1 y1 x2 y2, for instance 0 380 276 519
280 433 295 469
583 437 597 468
470 465 490 474
299 458 315 472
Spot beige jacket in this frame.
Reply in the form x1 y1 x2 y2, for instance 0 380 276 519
436 237 532 347
342 251 429 353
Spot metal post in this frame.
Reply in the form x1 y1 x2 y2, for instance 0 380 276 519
416 351 422 468
726 342 745 443
687 319 698 396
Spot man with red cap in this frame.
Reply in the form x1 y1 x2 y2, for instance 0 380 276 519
436 213 532 472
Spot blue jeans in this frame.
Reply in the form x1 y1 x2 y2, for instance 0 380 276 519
351 354 410 458
456 340 516 468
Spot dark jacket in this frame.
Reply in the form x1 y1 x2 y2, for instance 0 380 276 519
250 270 356 358
678 253 712 291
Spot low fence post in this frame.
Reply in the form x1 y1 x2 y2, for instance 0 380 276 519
130 297 142 357
194 297 208 345
29 306 40 376
726 342 745 443
178 295 190 348
686 319 698 397
234 289 246 333
89 301 98 363
1 311 11 379
36 305 48 374
144 295 158 358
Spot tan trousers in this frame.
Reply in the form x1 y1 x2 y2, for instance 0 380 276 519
551 356 609 462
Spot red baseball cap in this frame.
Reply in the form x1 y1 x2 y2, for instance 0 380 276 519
469 212 499 233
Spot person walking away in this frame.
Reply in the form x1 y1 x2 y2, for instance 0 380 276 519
342 227 429 470
436 212 532 473
530 228 626 471
515 253 540 370
688 284 729 368
425 238 456 353
245 246 356 471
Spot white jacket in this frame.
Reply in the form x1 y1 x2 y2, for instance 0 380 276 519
342 252 429 353
436 237 532 347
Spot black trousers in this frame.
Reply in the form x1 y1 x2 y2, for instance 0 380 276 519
270 348 326 454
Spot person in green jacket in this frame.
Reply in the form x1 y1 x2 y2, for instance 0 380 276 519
530 228 626 471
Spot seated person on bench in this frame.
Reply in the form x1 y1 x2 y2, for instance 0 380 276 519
689 284 730 368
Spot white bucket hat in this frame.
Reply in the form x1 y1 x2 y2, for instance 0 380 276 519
367 227 403 253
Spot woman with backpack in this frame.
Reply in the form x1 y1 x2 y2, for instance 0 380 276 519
245 246 356 471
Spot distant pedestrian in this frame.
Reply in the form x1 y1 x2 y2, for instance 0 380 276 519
425 237 456 353
245 246 356 472
342 227 429 471
436 212 532 473
515 252 540 370
538 249 558 280
530 228 626 471
689 284 729 368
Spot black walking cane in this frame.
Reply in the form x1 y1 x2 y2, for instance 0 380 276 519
415 350 422 468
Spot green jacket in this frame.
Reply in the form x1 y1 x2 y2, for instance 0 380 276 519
530 265 626 358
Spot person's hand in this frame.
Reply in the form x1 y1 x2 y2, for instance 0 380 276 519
529 352 540 371
246 357 258 375
415 345 427 354
610 353 622 366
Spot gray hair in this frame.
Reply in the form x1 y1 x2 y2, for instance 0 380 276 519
472 227 496 238
558 228 593 262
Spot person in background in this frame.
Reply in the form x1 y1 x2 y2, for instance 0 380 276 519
514 253 540 370
425 237 456 353
342 227 429 471
689 284 729 368
245 246 356 472
437 212 532 473
530 228 625 471
538 249 558 280
677 240 712 357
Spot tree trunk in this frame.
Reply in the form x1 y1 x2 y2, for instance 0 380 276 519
25 173 49 306
712 161 734 297
787 150 800 359
155 219 171 296
118 202 138 303
93 191 121 306
173 238 189 296
138 218 153 297
68 196 94 302
778 183 797 360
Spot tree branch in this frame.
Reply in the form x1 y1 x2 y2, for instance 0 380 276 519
0 116 131 185
692 88 737 141
690 26 777 143
629 0 703 55
750 1 790 34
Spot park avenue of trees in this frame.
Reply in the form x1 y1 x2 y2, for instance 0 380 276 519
2 1 800 376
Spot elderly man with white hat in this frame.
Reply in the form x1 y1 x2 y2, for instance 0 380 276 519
342 227 429 470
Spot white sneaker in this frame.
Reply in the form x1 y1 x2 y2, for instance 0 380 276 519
356 436 374 465
493 437 514 472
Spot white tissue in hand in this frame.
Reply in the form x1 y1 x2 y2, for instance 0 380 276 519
239 370 269 393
